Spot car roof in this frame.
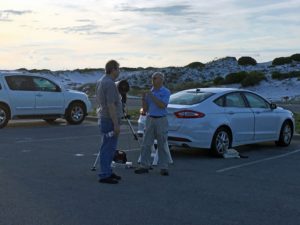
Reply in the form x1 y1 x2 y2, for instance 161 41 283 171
0 71 40 76
0 72 53 81
182 87 239 94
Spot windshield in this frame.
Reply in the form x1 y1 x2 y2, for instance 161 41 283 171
169 90 214 105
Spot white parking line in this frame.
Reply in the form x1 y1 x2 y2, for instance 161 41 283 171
216 149 300 173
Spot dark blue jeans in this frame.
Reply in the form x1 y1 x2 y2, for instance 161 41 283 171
98 118 118 179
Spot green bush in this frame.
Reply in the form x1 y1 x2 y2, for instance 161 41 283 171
184 62 205 69
224 71 248 84
272 72 286 80
272 57 292 66
272 71 300 80
213 76 225 85
238 56 257 66
241 72 265 87
291 54 300 62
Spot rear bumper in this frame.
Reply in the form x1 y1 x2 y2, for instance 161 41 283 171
167 130 213 149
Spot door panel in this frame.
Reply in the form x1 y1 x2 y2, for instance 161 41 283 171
244 92 278 140
224 93 255 142
5 76 36 115
33 77 65 114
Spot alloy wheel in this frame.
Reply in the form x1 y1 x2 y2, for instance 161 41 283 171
215 131 230 154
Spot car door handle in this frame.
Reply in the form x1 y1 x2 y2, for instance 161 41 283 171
36 94 42 97
228 111 235 115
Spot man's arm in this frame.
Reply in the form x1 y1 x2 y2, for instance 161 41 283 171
142 92 149 112
108 103 120 136
147 92 167 109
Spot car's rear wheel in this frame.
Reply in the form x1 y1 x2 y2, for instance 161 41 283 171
0 105 9 129
275 121 293 147
65 102 86 125
211 127 231 157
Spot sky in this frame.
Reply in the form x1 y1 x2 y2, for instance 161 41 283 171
0 0 300 70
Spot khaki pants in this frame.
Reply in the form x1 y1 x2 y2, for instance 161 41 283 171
140 116 169 169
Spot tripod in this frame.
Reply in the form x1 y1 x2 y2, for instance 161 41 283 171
90 104 141 171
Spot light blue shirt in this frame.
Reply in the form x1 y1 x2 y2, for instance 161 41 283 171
146 86 170 117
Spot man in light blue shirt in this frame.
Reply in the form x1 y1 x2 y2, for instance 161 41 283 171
135 72 171 176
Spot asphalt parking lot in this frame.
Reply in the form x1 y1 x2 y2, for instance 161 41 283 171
1 119 300 225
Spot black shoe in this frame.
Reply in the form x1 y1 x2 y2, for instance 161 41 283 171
160 169 169 176
99 177 118 184
134 168 149 174
110 173 121 180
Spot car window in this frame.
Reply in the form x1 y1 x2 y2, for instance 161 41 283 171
244 92 269 109
5 76 36 91
169 90 214 105
214 97 224 107
33 77 60 92
225 93 247 108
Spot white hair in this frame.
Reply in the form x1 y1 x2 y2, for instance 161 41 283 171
152 72 165 80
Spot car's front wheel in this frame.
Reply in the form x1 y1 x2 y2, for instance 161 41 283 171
65 102 86 125
275 121 293 147
0 105 10 129
211 127 231 157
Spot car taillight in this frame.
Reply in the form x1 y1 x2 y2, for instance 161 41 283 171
174 110 205 118
140 108 146 116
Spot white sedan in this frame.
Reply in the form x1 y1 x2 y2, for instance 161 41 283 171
166 87 294 156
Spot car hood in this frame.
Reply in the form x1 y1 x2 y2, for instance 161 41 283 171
66 89 86 95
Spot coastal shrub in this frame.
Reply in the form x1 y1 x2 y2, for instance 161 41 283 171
241 72 265 87
272 57 292 66
238 56 257 66
213 76 225 85
184 62 205 69
272 72 286 80
272 71 300 80
224 71 247 84
291 54 300 62
290 71 300 77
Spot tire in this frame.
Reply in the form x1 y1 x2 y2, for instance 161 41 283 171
0 105 10 129
65 102 86 125
211 127 231 157
275 121 293 147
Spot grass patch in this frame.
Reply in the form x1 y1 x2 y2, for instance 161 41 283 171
126 108 140 120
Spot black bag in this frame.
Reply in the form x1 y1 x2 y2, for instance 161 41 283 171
113 150 127 164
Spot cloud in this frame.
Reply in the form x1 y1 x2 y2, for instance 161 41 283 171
0 10 32 22
120 4 192 16
49 24 119 36
76 19 94 23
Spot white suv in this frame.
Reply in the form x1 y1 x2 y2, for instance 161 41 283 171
0 72 92 128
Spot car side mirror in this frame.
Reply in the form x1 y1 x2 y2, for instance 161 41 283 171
55 85 62 92
270 103 277 110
